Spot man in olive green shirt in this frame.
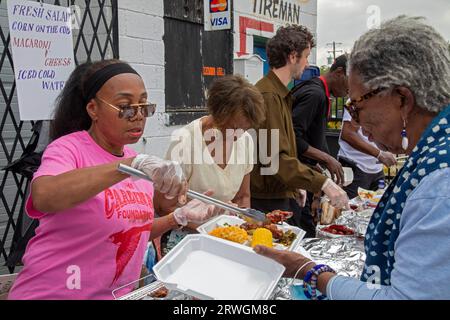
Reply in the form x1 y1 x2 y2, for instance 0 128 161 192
250 25 348 222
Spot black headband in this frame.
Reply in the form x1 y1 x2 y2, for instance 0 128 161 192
83 63 140 104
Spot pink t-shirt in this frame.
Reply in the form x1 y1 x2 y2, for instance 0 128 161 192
8 131 154 300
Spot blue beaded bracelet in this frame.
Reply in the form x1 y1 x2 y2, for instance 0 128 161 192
303 264 335 300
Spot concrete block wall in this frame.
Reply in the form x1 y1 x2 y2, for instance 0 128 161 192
117 0 181 158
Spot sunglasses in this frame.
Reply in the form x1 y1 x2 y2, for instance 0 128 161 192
96 97 156 119
344 87 386 123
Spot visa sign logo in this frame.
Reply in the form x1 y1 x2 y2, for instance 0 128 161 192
211 16 228 26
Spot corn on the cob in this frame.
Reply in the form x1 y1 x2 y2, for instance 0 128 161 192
209 226 249 244
251 228 273 248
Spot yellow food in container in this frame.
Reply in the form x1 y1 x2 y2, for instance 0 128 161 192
251 228 273 248
208 226 249 244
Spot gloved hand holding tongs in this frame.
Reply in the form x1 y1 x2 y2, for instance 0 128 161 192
118 163 268 224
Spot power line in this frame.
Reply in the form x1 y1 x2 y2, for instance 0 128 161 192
327 41 344 62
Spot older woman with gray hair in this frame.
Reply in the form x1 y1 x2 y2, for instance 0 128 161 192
254 16 450 300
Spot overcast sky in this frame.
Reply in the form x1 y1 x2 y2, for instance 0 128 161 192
316 0 450 66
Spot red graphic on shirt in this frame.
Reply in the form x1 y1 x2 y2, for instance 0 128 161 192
104 187 153 222
109 223 152 285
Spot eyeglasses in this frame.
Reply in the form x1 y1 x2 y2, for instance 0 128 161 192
96 97 156 119
344 87 386 123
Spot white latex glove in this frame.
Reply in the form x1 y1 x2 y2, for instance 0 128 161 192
377 151 397 167
131 154 187 204
295 189 307 208
173 192 217 226
321 178 349 209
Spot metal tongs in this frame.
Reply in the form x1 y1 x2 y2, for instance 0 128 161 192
117 164 267 222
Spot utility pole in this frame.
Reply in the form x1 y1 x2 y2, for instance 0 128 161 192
327 41 343 61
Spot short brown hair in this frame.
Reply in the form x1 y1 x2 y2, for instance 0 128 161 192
266 25 315 69
207 75 265 128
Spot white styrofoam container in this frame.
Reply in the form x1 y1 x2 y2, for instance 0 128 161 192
197 215 306 251
324 167 354 186
153 234 285 300
196 215 247 234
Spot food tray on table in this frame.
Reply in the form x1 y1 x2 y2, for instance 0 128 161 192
357 187 383 208
334 209 374 237
197 215 305 251
112 274 191 300
153 234 285 300
316 224 358 238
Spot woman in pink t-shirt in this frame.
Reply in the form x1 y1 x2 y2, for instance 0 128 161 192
8 60 217 300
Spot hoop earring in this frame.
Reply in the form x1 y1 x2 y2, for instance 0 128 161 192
401 119 409 151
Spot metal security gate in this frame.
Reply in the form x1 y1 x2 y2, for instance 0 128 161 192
0 0 119 274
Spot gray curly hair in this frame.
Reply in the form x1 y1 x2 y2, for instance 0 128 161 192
349 15 450 113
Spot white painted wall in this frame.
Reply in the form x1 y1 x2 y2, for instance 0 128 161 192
117 0 181 158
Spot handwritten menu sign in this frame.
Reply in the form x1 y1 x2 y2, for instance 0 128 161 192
7 0 75 120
